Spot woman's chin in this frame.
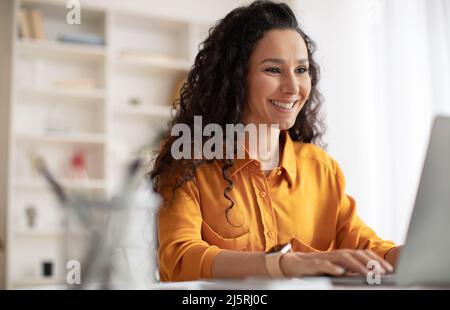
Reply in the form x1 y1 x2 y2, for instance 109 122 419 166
271 118 297 131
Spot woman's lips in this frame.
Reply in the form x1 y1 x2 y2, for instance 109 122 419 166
268 99 298 113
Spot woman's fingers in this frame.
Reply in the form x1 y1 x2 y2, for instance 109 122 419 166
364 249 394 273
287 249 394 278
330 251 371 276
299 251 369 276
352 250 387 274
316 260 346 276
298 258 345 277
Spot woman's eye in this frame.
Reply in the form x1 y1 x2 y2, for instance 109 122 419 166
264 67 281 74
296 67 309 74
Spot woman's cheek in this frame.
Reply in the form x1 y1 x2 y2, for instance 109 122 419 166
301 78 312 99
258 73 279 88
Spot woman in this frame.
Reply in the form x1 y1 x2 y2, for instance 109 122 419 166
150 0 401 282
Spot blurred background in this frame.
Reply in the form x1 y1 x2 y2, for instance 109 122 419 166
0 0 449 289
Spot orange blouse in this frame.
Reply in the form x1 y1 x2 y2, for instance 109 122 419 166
157 131 396 281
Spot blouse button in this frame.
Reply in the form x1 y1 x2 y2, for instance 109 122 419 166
260 191 267 198
276 170 282 176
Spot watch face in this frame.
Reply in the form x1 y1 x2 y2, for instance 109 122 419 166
267 243 289 253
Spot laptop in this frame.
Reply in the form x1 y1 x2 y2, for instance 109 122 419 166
331 115 450 287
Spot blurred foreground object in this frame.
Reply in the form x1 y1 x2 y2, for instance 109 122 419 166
35 156 160 289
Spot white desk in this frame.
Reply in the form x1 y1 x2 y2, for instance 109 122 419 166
148 277 445 290
20 277 449 290
151 277 332 290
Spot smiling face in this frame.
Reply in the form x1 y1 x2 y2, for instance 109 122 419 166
242 29 312 130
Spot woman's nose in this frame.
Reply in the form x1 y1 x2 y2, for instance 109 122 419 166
280 73 300 95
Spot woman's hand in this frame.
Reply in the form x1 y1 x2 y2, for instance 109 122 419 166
384 246 402 267
279 249 394 277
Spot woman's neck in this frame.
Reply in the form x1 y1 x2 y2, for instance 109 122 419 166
244 125 281 172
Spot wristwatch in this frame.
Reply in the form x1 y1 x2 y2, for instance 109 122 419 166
265 242 292 278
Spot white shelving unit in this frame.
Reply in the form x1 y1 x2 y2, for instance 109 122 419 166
19 86 106 101
17 38 107 59
0 0 213 289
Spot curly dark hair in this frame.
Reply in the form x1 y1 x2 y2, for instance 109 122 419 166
149 0 326 209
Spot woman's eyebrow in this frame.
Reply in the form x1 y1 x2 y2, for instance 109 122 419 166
259 58 309 65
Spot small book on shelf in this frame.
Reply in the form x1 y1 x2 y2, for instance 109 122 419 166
17 9 31 39
29 9 45 40
58 33 105 46
18 8 46 40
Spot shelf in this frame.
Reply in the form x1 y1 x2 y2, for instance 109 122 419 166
15 178 107 190
6 1 205 290
16 132 106 145
14 229 89 238
17 39 106 61
19 87 106 102
115 57 191 72
114 105 172 119
12 276 66 289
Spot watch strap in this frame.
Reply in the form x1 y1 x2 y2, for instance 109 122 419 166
265 243 292 278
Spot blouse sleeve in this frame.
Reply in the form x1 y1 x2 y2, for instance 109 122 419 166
157 179 223 281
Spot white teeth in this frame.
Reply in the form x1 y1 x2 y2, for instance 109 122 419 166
270 100 296 109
